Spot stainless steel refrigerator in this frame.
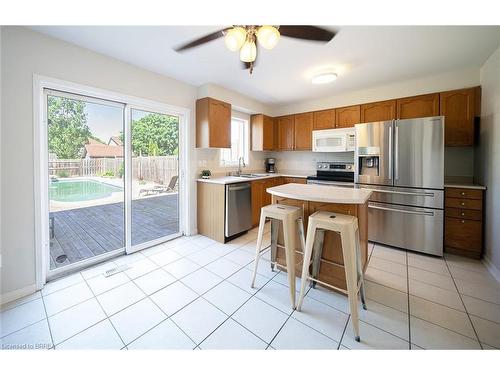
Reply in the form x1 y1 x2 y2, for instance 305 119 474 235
355 116 444 256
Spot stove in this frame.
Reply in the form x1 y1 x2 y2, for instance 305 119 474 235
306 161 355 187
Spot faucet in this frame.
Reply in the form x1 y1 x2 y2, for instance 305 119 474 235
237 156 246 176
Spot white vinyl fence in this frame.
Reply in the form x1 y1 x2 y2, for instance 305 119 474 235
49 156 178 184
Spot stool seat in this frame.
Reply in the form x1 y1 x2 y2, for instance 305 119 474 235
251 203 306 309
297 210 367 342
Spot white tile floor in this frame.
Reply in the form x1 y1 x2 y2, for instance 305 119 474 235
1 225 500 350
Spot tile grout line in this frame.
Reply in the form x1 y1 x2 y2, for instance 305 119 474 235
39 293 55 349
443 256 483 349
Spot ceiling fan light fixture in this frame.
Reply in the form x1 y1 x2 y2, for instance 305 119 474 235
311 72 338 84
256 25 280 49
224 26 247 51
240 40 257 62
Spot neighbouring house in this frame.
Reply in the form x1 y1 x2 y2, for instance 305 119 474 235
108 136 123 146
82 136 124 159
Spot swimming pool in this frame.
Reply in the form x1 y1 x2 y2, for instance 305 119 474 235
49 179 123 202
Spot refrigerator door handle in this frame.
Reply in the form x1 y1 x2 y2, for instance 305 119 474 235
388 124 393 180
368 204 435 217
368 189 435 197
394 124 399 181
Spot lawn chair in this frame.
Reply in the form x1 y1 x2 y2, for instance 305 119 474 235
139 175 178 196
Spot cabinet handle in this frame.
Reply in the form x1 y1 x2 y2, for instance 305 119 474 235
461 202 465 206
461 212 465 216
461 220 465 224
461 192 465 196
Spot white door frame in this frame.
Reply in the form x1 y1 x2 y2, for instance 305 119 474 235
33 74 191 289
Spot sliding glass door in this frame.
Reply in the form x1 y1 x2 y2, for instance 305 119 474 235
130 108 180 248
44 90 181 275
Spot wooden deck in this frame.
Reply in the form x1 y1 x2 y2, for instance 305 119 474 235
50 194 179 269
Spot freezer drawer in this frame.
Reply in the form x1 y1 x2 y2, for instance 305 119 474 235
368 201 443 256
357 184 444 209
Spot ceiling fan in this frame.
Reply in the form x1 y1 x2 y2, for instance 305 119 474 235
175 25 336 74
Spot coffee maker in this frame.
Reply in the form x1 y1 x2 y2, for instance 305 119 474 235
265 158 276 173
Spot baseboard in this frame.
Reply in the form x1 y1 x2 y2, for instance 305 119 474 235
482 256 500 284
0 284 38 306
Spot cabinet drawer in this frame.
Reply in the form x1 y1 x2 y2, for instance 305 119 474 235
445 188 483 200
445 217 482 252
445 208 482 221
445 198 482 211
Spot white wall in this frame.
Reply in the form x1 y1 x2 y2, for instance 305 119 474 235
0 27 200 297
476 45 500 272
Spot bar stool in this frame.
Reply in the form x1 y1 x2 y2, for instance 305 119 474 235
251 204 306 308
297 211 367 342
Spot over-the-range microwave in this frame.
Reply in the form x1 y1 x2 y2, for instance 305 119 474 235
312 127 355 152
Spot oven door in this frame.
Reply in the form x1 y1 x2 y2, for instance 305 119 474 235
368 201 443 256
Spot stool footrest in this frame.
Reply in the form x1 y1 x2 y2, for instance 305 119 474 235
306 276 364 295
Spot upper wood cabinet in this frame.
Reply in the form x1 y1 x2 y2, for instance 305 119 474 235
294 112 313 150
313 109 335 130
396 93 439 120
277 115 295 151
251 114 274 151
196 97 231 148
360 100 397 123
335 105 361 128
440 88 475 147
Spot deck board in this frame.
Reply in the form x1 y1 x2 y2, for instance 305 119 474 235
50 194 179 269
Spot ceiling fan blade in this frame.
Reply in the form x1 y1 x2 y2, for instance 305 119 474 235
278 25 336 42
175 28 229 52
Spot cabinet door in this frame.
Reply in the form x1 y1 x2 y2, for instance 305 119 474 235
396 93 439 120
313 109 335 130
335 105 361 128
208 98 231 148
251 114 274 151
251 181 264 227
440 88 475 146
360 100 396 123
294 112 313 150
277 115 295 150
263 115 274 150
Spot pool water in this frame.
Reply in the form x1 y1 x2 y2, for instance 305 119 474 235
49 179 123 202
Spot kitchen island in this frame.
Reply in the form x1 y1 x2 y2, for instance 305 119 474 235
267 183 372 291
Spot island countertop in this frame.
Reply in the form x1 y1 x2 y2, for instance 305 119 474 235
267 183 372 204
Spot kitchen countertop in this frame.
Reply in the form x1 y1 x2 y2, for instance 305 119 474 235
267 183 372 204
444 176 486 190
196 170 313 185
444 183 487 190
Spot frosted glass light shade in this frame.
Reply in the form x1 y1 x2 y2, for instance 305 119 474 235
256 26 280 49
224 27 247 51
240 40 257 62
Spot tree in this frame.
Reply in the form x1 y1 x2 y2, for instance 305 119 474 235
47 96 90 159
130 113 179 156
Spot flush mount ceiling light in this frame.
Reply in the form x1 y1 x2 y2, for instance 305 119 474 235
175 26 336 75
311 72 338 84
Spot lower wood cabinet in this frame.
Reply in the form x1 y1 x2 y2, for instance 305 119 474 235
444 187 484 259
251 177 284 227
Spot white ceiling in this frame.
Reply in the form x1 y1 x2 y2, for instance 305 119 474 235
31 26 500 105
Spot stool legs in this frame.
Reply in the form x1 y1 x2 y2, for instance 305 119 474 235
251 210 267 289
311 229 325 288
270 219 279 271
282 217 297 308
341 226 361 342
355 227 367 310
297 221 317 311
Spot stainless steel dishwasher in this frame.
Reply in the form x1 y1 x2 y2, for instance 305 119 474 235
225 182 252 238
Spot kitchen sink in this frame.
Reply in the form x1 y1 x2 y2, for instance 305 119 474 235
238 173 270 178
